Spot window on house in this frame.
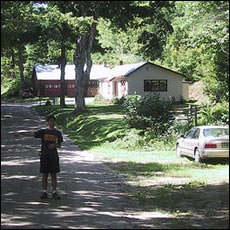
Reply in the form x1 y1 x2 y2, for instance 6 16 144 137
88 80 98 87
45 84 52 89
144 80 167 92
68 84 75 88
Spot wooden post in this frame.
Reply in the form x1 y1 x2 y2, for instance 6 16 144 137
194 105 198 126
189 104 192 122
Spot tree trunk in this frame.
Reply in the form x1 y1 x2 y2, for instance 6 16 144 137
60 44 66 107
73 1 100 113
74 50 86 112
10 48 15 78
18 46 26 89
74 21 97 113
74 34 86 112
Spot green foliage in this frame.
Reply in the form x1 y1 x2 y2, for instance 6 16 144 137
111 128 177 151
161 1 229 104
112 96 126 105
1 56 18 80
137 1 175 60
1 77 21 98
169 119 194 136
123 93 175 135
93 17 145 66
1 2 41 48
93 95 105 104
198 101 229 125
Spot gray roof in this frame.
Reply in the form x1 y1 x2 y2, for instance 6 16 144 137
34 64 111 80
34 61 185 81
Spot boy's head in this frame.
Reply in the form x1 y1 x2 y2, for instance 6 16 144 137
46 115 56 122
46 115 56 129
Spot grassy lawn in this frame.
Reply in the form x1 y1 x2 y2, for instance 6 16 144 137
35 101 229 226
34 102 229 185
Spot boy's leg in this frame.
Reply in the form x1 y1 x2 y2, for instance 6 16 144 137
50 173 57 191
51 173 61 199
40 173 49 199
42 173 49 190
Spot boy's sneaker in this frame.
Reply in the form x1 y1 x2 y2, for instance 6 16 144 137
40 192 48 199
52 192 61 200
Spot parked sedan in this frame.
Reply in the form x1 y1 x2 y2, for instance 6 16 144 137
176 125 229 162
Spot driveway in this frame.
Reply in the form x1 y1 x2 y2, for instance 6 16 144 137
1 102 173 229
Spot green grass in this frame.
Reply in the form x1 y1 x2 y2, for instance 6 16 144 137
93 148 229 183
35 104 128 150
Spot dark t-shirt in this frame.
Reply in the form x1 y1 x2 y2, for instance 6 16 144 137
34 128 63 156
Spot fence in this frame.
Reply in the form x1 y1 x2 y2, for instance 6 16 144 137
174 105 200 126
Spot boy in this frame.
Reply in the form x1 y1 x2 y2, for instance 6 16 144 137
16 115 63 200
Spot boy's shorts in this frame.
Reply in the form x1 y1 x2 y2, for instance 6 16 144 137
40 153 60 173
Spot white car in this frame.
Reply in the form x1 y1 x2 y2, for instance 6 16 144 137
176 125 229 162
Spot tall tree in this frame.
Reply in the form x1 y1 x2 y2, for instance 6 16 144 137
161 1 229 102
46 2 100 109
1 1 42 90
40 4 76 107
137 1 175 60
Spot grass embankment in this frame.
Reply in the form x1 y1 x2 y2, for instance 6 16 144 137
36 103 128 149
35 103 228 184
35 102 229 224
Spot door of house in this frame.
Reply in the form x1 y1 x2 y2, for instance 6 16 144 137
113 82 118 97
39 82 45 96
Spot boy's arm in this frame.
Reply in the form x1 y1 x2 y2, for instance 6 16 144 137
47 132 63 149
15 130 35 137
48 142 62 150
56 142 62 148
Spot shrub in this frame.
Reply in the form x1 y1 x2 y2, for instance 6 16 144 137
112 96 126 105
198 101 229 125
1 78 21 98
93 95 104 104
123 93 175 136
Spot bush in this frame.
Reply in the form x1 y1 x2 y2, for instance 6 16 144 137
93 95 105 104
112 128 176 151
198 101 229 125
1 78 21 98
112 96 126 105
123 93 175 136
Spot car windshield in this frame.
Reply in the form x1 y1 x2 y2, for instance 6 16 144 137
203 128 229 137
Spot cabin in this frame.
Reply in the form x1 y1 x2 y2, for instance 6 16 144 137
32 61 189 102
102 61 189 101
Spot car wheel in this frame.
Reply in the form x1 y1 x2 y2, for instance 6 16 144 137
176 144 183 157
195 148 202 163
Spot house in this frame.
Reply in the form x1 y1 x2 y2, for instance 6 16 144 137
104 61 189 102
32 62 189 102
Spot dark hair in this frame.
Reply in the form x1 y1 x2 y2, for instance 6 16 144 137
46 115 56 122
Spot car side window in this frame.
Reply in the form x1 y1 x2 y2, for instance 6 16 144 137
185 129 196 138
192 128 200 139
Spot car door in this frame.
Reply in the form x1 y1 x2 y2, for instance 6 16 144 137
187 128 200 158
179 128 196 156
180 128 200 157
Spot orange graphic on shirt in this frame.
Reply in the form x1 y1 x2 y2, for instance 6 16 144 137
44 134 57 143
